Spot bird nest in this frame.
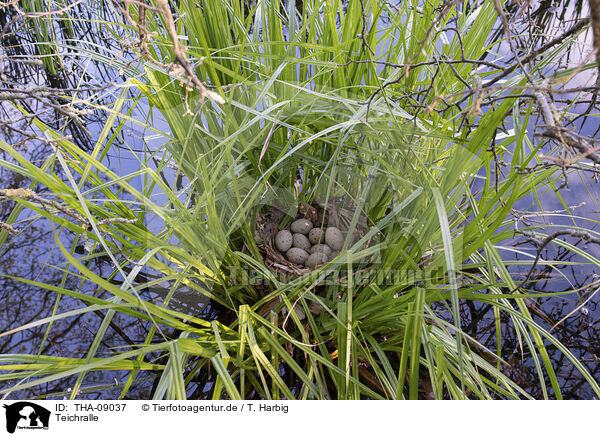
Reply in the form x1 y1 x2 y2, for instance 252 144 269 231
253 198 373 280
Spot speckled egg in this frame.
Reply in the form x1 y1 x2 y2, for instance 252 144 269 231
275 230 293 252
308 227 324 244
286 247 309 265
310 244 332 257
325 226 344 250
290 218 313 235
293 233 312 252
305 252 328 268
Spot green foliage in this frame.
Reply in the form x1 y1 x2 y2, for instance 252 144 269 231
0 0 598 399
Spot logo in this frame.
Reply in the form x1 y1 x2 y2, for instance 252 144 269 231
2 402 50 434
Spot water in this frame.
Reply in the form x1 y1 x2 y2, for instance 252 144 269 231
0 0 598 399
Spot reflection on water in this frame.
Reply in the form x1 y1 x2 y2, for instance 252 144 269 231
0 0 599 399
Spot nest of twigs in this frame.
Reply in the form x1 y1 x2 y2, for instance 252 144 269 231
254 197 372 280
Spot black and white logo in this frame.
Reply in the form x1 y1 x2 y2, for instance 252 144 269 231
3 402 50 434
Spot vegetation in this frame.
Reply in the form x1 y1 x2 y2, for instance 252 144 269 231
0 0 599 399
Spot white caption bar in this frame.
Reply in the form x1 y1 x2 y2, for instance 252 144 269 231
0 400 591 435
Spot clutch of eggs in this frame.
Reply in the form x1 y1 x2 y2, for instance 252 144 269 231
275 219 344 268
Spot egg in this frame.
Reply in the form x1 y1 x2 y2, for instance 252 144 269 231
286 247 309 265
275 230 293 252
290 218 313 235
293 233 312 252
305 252 328 268
310 244 331 257
308 227 324 244
325 226 344 250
